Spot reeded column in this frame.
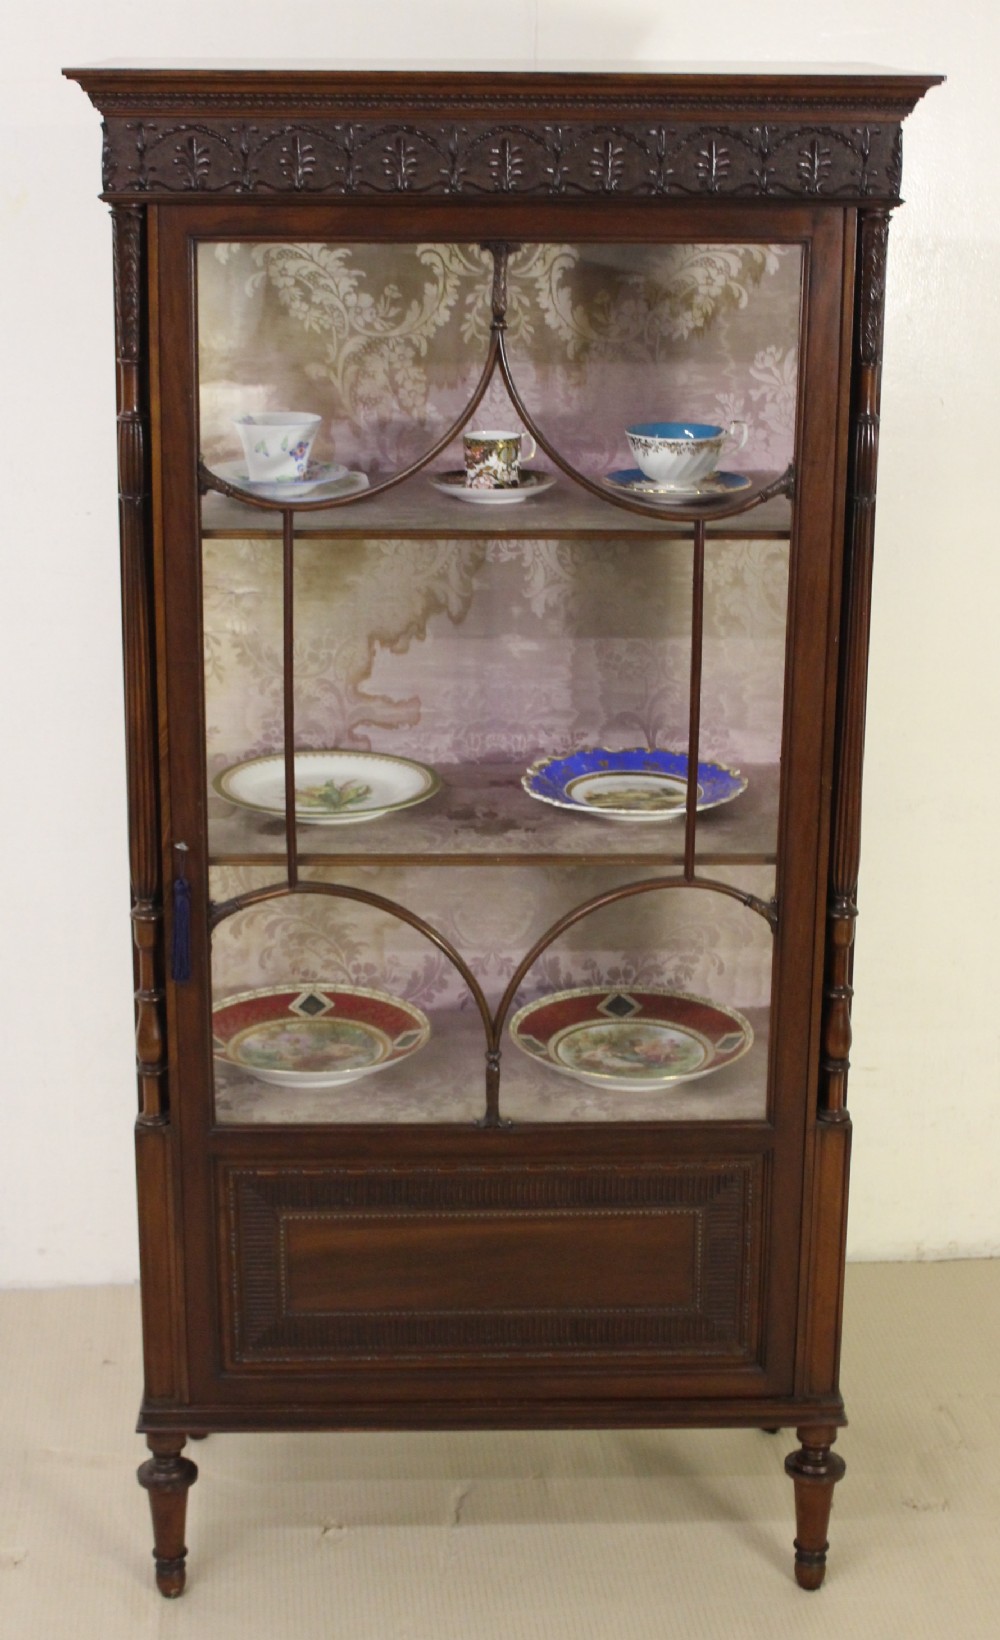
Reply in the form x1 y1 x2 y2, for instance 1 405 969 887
112 202 166 1123
821 209 891 1123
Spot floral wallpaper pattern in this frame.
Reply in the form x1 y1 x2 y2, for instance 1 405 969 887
198 239 801 473
198 238 798 1124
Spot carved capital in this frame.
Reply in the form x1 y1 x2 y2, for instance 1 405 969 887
859 211 891 367
111 203 143 364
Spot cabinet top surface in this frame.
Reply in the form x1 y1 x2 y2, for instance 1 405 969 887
65 62 941 105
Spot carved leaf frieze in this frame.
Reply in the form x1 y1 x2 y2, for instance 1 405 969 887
99 117 906 201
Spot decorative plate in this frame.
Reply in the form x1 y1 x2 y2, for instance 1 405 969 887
213 985 430 1089
211 457 349 498
429 470 557 504
214 749 441 825
523 747 747 822
510 987 753 1092
603 469 751 501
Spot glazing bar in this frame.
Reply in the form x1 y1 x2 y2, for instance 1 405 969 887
684 520 706 879
282 508 298 889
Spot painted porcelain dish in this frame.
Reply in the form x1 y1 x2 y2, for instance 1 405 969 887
604 468 751 502
510 987 752 1092
212 457 349 498
523 747 747 822
213 985 430 1090
429 470 557 504
215 750 441 825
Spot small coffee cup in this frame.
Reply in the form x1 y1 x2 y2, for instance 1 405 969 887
235 411 322 483
464 429 537 489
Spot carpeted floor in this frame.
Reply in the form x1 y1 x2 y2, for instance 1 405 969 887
1 1260 997 1638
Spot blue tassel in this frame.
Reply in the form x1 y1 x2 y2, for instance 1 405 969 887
171 848 192 983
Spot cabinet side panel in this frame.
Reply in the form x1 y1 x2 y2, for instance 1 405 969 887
135 1122 186 1402
800 1120 852 1395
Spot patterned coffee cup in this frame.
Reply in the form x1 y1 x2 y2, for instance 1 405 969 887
463 429 538 489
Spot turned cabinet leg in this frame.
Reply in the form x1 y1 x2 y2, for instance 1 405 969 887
784 1426 846 1590
137 1434 198 1597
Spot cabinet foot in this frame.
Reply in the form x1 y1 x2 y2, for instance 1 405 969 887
784 1426 845 1590
137 1434 198 1597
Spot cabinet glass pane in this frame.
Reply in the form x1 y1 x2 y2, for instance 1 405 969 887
197 237 798 1128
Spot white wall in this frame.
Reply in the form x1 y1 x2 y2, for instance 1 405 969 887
1 2 994 1284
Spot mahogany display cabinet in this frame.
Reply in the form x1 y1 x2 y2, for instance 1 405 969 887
65 63 939 1596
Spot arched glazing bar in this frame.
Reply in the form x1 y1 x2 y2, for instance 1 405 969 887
493 873 777 1124
209 878 498 1123
198 242 795 525
210 872 776 1129
198 317 501 512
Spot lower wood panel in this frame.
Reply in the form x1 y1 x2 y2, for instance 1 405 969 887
220 1160 764 1369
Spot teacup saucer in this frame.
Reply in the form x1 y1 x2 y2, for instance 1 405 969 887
212 458 349 499
429 470 557 504
604 469 751 502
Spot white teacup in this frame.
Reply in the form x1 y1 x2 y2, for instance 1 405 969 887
464 428 537 489
235 412 322 483
626 419 748 487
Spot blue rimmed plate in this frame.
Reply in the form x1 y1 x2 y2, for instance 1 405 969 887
522 747 746 823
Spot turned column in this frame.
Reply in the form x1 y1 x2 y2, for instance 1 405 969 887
784 1426 846 1590
137 1434 198 1597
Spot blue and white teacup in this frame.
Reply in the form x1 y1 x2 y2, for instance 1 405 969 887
626 419 748 486
235 411 322 483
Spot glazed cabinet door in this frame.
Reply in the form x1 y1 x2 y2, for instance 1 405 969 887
150 199 852 1419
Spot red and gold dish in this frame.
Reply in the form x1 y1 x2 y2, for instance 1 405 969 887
509 986 752 1092
213 984 430 1090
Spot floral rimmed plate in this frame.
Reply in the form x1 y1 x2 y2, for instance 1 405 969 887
429 470 557 504
213 985 431 1090
604 469 751 502
214 750 441 826
510 987 753 1092
523 747 747 822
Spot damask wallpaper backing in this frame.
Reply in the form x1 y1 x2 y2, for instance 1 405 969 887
197 239 801 474
199 239 796 1124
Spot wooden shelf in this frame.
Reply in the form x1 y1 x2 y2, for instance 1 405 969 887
207 760 779 868
200 475 792 541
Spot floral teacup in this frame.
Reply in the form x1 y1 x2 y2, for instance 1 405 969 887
464 429 538 489
235 411 322 483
